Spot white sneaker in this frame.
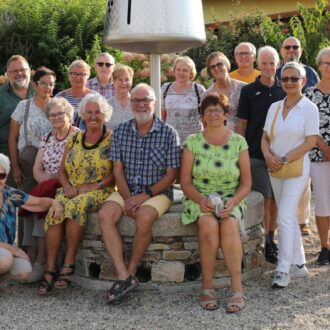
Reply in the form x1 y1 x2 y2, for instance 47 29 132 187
290 265 309 279
272 271 290 288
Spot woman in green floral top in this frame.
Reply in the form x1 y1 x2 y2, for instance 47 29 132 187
181 93 251 312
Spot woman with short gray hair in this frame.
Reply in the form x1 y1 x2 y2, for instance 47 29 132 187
261 61 319 288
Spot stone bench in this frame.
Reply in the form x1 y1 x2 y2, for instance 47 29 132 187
74 191 265 291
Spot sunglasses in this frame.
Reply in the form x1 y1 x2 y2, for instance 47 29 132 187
209 62 225 71
0 172 7 180
97 62 113 68
282 45 300 50
280 76 302 83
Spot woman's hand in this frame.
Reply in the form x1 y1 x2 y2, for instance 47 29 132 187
198 197 214 213
265 154 283 173
221 198 235 218
12 165 23 186
48 200 63 218
11 246 29 260
63 185 78 198
322 146 330 161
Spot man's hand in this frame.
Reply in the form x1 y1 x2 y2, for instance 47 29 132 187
124 193 149 216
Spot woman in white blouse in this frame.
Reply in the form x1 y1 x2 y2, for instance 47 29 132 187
261 61 319 288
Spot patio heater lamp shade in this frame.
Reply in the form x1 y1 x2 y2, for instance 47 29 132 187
103 0 206 54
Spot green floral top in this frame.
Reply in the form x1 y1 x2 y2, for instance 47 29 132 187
182 132 248 225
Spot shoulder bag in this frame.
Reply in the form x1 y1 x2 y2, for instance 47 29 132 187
269 103 303 178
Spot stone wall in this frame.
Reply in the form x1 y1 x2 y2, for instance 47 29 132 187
74 191 266 290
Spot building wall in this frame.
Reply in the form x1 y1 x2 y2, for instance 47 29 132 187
203 0 318 23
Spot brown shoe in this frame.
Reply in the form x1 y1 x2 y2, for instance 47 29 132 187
300 224 311 236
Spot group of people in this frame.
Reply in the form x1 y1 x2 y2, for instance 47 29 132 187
0 35 329 313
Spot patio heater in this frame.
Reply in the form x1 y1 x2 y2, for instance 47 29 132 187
104 0 206 117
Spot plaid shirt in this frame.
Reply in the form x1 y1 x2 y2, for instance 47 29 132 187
86 77 115 102
110 117 181 200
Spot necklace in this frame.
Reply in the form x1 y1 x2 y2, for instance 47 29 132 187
82 125 107 150
55 125 72 142
284 95 303 111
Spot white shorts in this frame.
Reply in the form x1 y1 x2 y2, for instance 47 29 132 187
310 162 330 216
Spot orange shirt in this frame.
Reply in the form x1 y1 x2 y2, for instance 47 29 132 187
229 69 261 84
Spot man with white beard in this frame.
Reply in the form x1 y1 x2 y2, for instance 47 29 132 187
0 55 33 159
98 83 181 305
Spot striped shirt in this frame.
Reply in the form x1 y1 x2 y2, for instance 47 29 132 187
110 117 181 200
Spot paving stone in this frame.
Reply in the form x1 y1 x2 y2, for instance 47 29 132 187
183 242 199 250
147 243 171 251
151 261 185 282
163 250 192 261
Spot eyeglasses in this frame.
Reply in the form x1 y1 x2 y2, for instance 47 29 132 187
69 72 87 78
97 62 113 68
282 45 300 50
204 108 224 115
209 62 225 71
37 81 55 88
280 76 302 83
320 61 330 67
48 111 66 119
0 172 7 180
131 98 155 105
7 67 29 75
236 52 253 57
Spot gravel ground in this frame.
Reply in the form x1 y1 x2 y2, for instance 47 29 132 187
1 222 329 330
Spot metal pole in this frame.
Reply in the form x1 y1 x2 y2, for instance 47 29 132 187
149 54 161 118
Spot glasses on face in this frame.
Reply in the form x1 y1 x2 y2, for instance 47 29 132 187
204 108 224 115
69 72 87 78
280 76 302 83
131 98 155 105
7 67 29 75
320 61 330 67
282 45 300 50
37 81 55 88
0 172 7 180
97 62 113 68
209 62 225 71
236 52 253 57
48 111 66 120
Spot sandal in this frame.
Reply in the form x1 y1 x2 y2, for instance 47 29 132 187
107 275 139 305
200 289 219 311
54 264 75 290
36 270 58 296
226 291 246 313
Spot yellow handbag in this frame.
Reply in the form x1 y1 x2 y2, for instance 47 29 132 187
269 104 303 178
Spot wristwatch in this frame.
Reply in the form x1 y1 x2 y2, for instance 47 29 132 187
281 156 288 164
97 180 104 189
145 186 153 197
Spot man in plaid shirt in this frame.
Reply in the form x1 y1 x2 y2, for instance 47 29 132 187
98 83 181 305
86 52 116 102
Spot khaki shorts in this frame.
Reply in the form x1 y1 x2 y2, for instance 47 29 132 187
105 191 171 217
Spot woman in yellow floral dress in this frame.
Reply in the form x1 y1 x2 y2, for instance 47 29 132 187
37 94 115 295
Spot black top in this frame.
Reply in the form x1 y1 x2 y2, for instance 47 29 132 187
237 77 286 159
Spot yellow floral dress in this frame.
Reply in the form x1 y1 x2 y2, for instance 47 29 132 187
45 130 115 229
